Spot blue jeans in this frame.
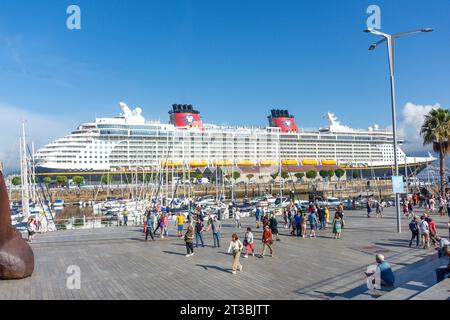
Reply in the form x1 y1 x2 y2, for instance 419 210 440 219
319 220 326 230
213 232 220 248
195 232 204 247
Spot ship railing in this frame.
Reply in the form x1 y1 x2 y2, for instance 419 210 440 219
53 215 146 230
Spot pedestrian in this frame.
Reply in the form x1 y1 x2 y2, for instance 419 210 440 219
234 208 241 228
308 210 318 238
376 201 383 218
255 206 262 228
243 227 255 258
282 208 288 229
227 233 244 274
301 213 307 238
122 208 129 226
419 216 430 249
27 217 36 243
367 198 372 218
195 218 205 248
162 213 169 237
208 215 221 248
408 216 419 247
269 214 280 241
324 206 330 225
145 216 155 241
260 225 273 258
428 218 437 247
294 212 301 236
177 213 185 237
318 206 326 230
287 207 293 229
332 212 342 239
184 226 195 257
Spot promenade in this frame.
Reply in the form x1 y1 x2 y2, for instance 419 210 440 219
1 208 448 300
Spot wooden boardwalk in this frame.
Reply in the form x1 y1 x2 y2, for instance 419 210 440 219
1 208 448 300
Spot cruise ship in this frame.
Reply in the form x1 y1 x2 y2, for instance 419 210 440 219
33 102 435 180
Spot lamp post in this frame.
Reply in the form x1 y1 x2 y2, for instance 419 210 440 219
364 28 433 233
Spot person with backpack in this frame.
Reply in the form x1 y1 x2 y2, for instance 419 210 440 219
243 227 255 258
184 226 195 257
419 216 430 249
293 212 301 236
409 216 419 247
227 233 244 274
269 214 280 241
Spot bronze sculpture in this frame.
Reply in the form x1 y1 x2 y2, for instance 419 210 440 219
0 171 34 279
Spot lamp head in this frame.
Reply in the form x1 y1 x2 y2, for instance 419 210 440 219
421 28 433 32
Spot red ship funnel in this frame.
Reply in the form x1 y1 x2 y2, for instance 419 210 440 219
268 109 298 133
169 104 203 128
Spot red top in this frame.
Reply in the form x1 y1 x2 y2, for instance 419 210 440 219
429 221 436 233
262 229 273 243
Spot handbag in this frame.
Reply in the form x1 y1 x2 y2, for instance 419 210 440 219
243 239 248 246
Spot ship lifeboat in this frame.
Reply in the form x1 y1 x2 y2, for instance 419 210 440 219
301 159 318 165
281 159 298 166
213 160 233 166
189 160 208 167
260 160 277 166
321 159 337 165
237 160 256 166
161 160 183 167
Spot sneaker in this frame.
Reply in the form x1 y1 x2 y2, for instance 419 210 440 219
232 271 237 275
244 255 248 258
186 254 191 257
239 265 243 272
252 252 255 257
191 252 195 256
270 253 273 257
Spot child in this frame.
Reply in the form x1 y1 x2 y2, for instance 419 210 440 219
184 226 195 257
243 227 255 258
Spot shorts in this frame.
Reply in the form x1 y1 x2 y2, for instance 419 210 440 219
256 216 260 221
310 224 316 230
178 225 184 231
271 228 278 235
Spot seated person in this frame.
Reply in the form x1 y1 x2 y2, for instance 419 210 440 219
365 254 395 287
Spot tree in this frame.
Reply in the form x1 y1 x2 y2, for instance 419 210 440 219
319 170 329 180
352 171 361 179
11 176 21 186
101 175 113 185
246 174 254 181
281 171 289 180
72 176 84 187
43 177 52 185
306 171 317 180
56 175 68 186
294 172 305 181
225 174 231 181
233 171 241 181
335 169 345 180
327 170 335 179
195 173 203 181
421 108 450 197
270 172 279 181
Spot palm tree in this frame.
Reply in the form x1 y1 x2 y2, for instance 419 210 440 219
420 108 450 196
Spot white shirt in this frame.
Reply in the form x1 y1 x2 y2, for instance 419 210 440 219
235 211 241 220
419 220 429 233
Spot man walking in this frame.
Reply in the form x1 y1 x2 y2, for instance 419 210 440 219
195 218 205 248
409 216 419 247
318 206 326 230
208 215 221 248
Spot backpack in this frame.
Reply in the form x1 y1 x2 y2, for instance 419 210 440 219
409 221 417 232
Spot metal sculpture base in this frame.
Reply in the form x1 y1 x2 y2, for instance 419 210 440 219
0 171 34 279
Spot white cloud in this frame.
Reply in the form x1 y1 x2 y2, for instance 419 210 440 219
0 103 71 172
397 102 440 153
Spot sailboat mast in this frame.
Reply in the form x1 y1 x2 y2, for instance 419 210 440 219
21 122 30 218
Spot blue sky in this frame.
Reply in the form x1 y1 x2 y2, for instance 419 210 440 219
0 0 449 170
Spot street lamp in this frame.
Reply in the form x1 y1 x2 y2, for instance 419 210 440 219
364 28 433 233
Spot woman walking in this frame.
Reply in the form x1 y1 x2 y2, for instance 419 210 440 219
184 226 195 257
260 225 274 258
27 217 37 243
243 227 255 258
332 212 342 239
301 213 307 238
227 233 244 274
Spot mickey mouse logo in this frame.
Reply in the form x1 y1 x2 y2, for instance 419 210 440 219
282 119 292 128
181 114 195 124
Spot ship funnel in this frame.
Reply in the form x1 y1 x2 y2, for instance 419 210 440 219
268 109 298 133
169 104 203 128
